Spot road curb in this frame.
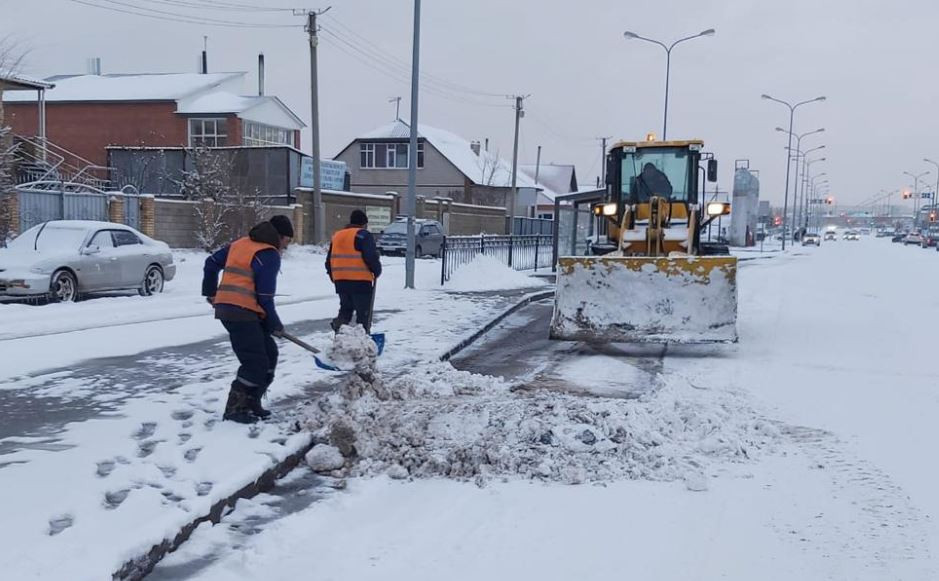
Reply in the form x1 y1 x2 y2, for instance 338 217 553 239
440 289 555 362
112 287 555 581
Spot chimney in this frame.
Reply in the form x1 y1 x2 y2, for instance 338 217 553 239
201 36 208 74
86 57 101 75
470 140 481 155
484 138 489 152
258 53 265 96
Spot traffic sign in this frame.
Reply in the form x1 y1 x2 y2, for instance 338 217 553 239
922 192 934 199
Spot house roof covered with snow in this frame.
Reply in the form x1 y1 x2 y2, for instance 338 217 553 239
520 163 578 199
0 72 55 92
349 119 553 194
176 92 305 129
3 72 244 103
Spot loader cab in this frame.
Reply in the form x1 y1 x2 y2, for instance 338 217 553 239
606 139 703 216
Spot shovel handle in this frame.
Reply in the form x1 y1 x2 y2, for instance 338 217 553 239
280 332 321 354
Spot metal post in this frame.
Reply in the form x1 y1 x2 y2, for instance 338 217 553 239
599 137 610 185
781 107 794 250
534 145 541 184
405 0 421 289
307 10 326 245
663 49 671 139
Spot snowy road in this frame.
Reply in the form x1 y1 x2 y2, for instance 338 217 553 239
155 236 939 581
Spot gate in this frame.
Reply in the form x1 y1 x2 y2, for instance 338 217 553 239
15 181 139 232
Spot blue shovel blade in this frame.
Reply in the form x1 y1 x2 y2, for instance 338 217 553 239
314 332 386 372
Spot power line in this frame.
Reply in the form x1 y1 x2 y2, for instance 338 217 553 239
318 29 510 109
68 0 302 27
131 0 301 12
322 13 507 99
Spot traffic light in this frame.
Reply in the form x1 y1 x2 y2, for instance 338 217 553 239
903 190 912 199
825 196 834 205
930 212 937 223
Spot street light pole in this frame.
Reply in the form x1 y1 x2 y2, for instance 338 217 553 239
404 0 421 289
624 28 715 139
777 127 824 234
904 170 930 228
800 149 825 228
923 158 939 215
762 94 826 250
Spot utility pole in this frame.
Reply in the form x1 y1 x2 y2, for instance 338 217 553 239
404 0 421 289
509 94 528 235
389 96 402 121
302 7 330 245
598 136 612 185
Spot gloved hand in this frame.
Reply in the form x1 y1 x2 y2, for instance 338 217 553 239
272 327 285 338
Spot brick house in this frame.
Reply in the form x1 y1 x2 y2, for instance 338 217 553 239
2 71 305 169
332 119 553 214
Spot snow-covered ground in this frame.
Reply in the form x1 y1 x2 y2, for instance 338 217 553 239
0 249 547 580
153 236 939 580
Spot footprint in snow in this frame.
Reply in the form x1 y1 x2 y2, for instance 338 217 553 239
196 481 213 496
158 465 177 479
137 440 160 458
132 422 157 440
48 514 74 536
184 448 202 463
171 410 194 421
178 433 192 444
204 418 217 430
103 489 130 509
96 459 116 478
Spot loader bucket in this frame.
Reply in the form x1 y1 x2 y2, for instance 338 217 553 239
550 255 738 344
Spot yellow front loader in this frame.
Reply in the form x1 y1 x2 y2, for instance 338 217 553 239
550 137 738 344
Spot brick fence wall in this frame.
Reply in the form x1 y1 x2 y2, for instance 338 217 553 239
142 189 512 248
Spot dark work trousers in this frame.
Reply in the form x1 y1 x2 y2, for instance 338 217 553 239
221 319 279 389
336 290 374 331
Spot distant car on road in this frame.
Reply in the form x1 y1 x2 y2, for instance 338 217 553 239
844 230 861 241
922 230 939 248
377 218 445 258
824 231 837 241
859 228 871 235
892 232 907 243
0 220 175 302
903 232 923 245
802 232 821 246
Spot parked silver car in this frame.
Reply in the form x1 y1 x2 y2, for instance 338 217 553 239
0 220 176 302
377 218 445 258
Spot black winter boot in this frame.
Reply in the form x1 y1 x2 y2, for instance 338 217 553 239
246 385 272 420
222 382 258 424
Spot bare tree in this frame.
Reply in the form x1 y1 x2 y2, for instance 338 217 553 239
475 149 503 186
0 38 26 246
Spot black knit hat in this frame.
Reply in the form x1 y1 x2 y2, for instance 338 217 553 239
270 215 294 238
350 209 368 226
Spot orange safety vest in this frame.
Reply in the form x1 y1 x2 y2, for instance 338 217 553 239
214 237 277 316
329 227 375 282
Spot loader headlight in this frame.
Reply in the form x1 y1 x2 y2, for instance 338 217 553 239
706 202 731 217
602 203 618 216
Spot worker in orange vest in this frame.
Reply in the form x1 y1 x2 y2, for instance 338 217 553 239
202 215 293 424
326 210 382 332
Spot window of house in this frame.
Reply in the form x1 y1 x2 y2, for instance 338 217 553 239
359 141 424 169
189 118 228 147
242 121 293 147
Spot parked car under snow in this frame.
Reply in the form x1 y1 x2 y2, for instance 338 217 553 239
0 220 176 302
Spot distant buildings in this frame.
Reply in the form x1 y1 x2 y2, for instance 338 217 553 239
333 119 555 215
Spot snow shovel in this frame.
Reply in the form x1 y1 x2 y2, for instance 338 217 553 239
311 280 385 371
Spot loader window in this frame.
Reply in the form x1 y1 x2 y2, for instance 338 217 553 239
620 148 692 204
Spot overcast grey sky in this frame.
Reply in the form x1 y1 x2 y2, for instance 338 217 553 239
5 0 939 207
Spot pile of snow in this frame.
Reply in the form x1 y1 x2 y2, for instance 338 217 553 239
301 361 778 486
445 255 543 292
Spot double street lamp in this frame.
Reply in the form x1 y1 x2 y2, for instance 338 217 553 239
923 158 939 212
623 28 715 140
762 94 826 249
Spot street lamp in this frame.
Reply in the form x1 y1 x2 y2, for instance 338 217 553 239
778 128 824 231
904 170 930 222
923 158 939 213
762 94 826 249
623 28 715 139
801 151 826 227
